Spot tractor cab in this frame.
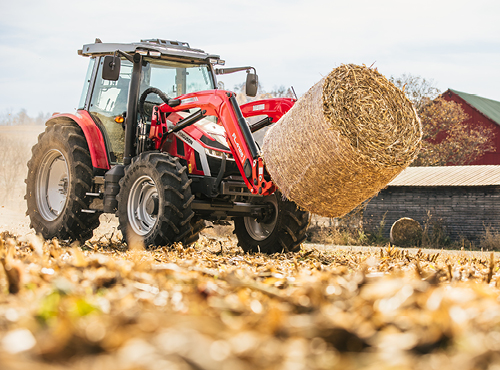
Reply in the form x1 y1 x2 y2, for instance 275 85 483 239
78 39 223 164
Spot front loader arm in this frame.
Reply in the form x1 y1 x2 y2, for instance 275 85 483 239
150 89 276 196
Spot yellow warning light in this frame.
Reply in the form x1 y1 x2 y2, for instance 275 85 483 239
115 116 125 124
188 163 192 173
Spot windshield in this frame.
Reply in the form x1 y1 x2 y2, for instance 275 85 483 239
142 58 215 100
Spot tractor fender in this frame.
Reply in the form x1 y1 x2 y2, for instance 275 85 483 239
46 110 110 170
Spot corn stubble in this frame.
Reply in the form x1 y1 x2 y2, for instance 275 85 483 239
1 232 500 369
262 64 421 217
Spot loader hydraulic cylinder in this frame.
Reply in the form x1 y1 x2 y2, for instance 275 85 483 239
229 95 259 159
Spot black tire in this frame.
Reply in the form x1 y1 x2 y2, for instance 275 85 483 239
25 123 101 241
183 218 206 246
233 192 310 254
117 152 195 247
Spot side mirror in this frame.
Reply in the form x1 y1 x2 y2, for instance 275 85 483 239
102 56 121 81
246 72 258 97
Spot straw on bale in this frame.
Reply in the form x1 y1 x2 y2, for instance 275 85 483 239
262 64 422 217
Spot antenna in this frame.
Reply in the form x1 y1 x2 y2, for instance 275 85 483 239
291 86 298 100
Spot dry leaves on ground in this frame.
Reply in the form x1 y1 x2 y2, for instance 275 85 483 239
1 232 500 370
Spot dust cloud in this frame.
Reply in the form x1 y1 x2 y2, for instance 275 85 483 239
0 125 129 241
0 125 43 235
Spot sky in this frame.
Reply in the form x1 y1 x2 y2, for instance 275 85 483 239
0 0 499 116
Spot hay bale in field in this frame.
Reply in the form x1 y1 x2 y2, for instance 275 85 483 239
390 217 423 247
262 64 422 217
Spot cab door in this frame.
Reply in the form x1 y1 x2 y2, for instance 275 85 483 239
87 58 133 163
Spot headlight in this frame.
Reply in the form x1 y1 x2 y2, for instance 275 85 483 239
204 148 234 160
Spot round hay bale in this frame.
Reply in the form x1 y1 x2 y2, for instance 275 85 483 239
262 64 422 217
390 217 423 247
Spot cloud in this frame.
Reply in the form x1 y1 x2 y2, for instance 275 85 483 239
0 0 499 115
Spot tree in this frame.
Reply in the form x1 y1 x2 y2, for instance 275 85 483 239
391 74 495 166
0 109 48 126
233 83 295 105
390 74 440 112
267 85 295 99
412 98 494 166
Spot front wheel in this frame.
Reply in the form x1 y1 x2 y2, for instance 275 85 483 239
117 152 195 247
233 193 310 254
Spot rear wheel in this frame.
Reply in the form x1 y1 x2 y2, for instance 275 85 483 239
117 152 195 247
26 123 101 241
233 193 310 253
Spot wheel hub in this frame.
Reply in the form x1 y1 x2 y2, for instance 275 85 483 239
244 195 278 241
36 149 69 221
58 178 68 195
127 175 159 236
145 196 159 216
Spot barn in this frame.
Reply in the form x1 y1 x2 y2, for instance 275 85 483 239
442 89 500 165
363 166 500 243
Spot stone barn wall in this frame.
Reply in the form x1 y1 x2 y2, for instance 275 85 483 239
363 186 500 242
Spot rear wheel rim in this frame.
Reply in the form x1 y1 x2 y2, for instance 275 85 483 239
36 149 69 222
127 175 158 236
243 195 278 241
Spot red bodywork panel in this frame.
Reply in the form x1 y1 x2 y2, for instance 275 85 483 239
161 111 232 176
47 110 110 170
240 98 295 122
150 90 295 195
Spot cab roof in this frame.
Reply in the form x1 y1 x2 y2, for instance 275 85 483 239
78 38 220 61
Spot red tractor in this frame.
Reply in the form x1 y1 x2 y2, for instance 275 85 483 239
26 39 310 253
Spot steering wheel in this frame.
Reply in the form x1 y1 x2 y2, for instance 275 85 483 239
139 87 169 120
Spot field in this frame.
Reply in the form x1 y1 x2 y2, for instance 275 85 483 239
2 233 500 370
2 126 500 369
